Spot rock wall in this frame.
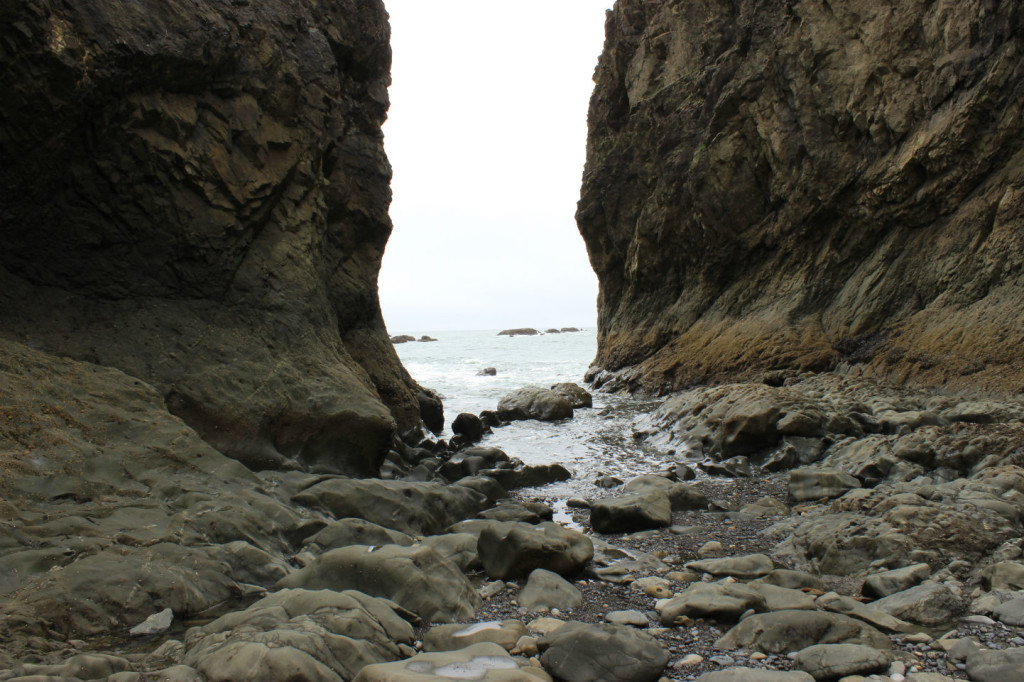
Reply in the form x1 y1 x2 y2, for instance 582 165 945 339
0 0 440 474
578 0 1024 395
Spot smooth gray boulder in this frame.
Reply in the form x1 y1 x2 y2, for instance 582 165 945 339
423 620 528 653
695 670 814 682
966 647 1024 682
181 589 414 682
478 521 594 580
622 475 708 511
816 592 915 633
292 478 489 535
862 563 931 599
659 583 766 625
757 569 825 591
869 582 963 627
981 562 1024 591
590 491 672 534
353 642 547 681
519 569 583 612
715 610 891 653
685 554 775 579
793 643 891 680
276 545 480 622
747 583 817 612
992 597 1024 626
303 518 414 552
538 622 669 682
788 468 862 504
551 382 593 408
497 386 573 421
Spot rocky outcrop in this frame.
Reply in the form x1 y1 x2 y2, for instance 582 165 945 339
0 0 439 475
579 0 1024 395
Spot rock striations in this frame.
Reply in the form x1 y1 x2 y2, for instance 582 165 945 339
578 0 1024 395
0 0 439 476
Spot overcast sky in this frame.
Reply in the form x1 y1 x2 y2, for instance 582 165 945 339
378 1 614 334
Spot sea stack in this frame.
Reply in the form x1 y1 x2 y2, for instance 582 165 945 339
577 0 1024 395
0 0 441 475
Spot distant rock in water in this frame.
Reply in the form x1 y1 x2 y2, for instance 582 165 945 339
545 328 563 334
391 335 416 344
560 327 580 333
478 367 498 376
498 328 540 337
418 335 438 342
0 0 442 473
578 0 1024 395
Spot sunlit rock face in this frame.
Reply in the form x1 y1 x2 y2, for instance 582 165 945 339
578 0 1024 395
0 0 441 474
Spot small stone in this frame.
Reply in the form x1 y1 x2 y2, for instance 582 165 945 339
676 653 704 667
129 608 174 637
605 609 649 627
698 541 724 558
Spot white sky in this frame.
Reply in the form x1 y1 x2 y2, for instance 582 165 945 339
378 0 614 334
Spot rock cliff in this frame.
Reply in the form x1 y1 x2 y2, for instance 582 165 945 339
579 0 1024 395
0 0 440 474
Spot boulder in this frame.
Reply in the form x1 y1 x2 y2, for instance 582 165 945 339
816 592 915 633
966 647 1024 682
695 671 814 682
993 597 1024 627
550 383 593 408
862 563 932 599
788 468 862 504
757 569 825 592
622 475 708 511
981 562 1024 591
659 583 766 625
715 610 891 653
747 583 817 612
793 643 892 680
423 621 529 653
292 477 489 536
440 447 513 480
452 413 486 444
276 545 481 622
478 367 498 376
417 533 481 573
477 521 594 580
303 518 413 553
519 569 584 612
869 582 963 627
538 622 669 682
484 464 573 490
353 642 549 681
497 387 574 422
392 335 416 344
181 589 414 681
590 491 672 534
685 554 775 579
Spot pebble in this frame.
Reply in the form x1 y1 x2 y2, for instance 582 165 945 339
676 654 703 667
709 654 735 666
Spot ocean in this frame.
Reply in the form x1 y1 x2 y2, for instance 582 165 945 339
393 328 672 508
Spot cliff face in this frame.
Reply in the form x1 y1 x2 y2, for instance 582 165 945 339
579 0 1024 395
0 0 440 475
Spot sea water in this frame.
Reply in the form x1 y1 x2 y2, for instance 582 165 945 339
393 329 672 503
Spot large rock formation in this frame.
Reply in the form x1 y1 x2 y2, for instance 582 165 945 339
0 0 440 474
579 0 1024 395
